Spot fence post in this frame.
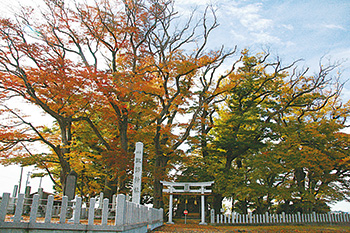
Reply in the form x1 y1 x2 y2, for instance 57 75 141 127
29 194 40 223
159 208 164 222
147 207 152 225
296 212 300 223
265 212 269 223
44 195 54 223
210 209 215 224
13 193 24 223
98 192 104 209
59 196 68 224
101 198 109 226
73 197 82 224
115 194 126 227
88 198 96 225
112 194 116 211
0 193 10 222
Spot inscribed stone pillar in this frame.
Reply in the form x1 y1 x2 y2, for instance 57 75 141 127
64 170 78 201
132 142 143 204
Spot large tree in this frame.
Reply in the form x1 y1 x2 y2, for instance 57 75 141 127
188 50 348 213
0 0 238 206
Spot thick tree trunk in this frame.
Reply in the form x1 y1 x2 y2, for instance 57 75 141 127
212 193 223 215
153 155 169 209
103 176 119 200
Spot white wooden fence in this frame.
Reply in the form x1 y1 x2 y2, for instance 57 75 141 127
211 209 350 225
0 192 163 233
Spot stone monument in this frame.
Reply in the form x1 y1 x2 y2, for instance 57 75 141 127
132 142 143 204
64 170 78 201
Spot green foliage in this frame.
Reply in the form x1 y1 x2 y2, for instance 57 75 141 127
181 50 350 214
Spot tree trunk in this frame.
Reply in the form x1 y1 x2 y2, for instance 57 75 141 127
153 155 169 209
212 193 223 215
103 176 119 200
57 119 72 195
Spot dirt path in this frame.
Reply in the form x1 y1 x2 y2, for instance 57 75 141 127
151 219 350 232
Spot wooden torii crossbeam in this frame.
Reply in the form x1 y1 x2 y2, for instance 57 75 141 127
161 181 214 225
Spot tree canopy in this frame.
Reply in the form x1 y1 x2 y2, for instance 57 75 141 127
0 0 349 212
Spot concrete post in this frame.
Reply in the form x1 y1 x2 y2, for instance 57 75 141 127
262 213 265 223
88 198 96 225
98 192 104 209
115 194 126 227
59 196 68 224
199 191 207 225
74 196 82 224
167 193 174 224
12 185 18 198
30 194 40 223
112 194 116 211
0 193 10 222
24 186 31 215
13 193 24 222
44 195 54 223
101 198 109 225
210 208 215 223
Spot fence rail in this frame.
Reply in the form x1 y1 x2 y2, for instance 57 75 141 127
211 209 350 225
0 192 163 233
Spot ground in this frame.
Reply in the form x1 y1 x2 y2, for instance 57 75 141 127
151 219 350 232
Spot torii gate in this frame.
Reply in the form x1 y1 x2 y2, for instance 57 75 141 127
161 181 214 225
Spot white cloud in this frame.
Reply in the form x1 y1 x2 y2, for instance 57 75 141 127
225 3 273 32
324 24 346 31
281 24 294 31
251 32 281 44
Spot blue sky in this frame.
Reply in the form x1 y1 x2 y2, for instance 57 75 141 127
174 0 350 98
1 0 350 211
